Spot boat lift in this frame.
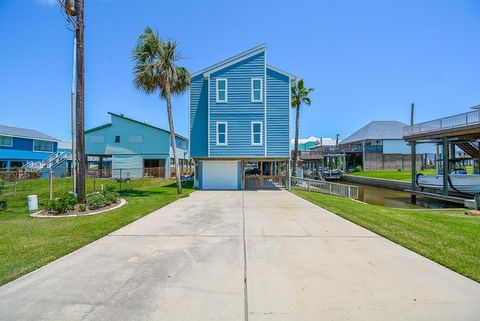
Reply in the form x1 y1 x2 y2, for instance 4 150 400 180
403 105 480 207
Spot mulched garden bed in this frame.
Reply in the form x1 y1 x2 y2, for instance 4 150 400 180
30 198 127 218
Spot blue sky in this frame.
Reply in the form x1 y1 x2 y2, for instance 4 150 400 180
1 0 479 142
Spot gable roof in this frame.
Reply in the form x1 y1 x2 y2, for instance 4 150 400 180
191 44 266 78
340 121 408 144
267 65 296 80
191 44 296 80
85 112 188 141
0 124 59 142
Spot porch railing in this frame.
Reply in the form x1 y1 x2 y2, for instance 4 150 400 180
291 176 358 199
403 109 480 137
245 175 286 189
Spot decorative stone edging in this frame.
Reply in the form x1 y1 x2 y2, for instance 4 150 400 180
30 198 128 218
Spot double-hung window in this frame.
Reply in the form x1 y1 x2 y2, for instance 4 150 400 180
251 121 262 145
251 78 262 102
216 78 227 103
216 122 228 146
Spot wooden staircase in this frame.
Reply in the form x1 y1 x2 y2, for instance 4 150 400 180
456 142 479 158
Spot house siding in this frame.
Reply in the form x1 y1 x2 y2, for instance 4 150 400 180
189 74 209 158
266 67 290 157
0 137 58 162
209 52 266 157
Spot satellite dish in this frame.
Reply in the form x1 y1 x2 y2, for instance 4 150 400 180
64 0 77 16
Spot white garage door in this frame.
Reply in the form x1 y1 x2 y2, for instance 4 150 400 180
202 161 239 190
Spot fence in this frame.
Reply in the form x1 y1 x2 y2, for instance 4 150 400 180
291 176 358 199
0 167 193 201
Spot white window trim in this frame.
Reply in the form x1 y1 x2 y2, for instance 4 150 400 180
33 139 54 153
216 78 228 103
216 122 228 146
251 78 263 102
0 135 13 147
251 121 263 146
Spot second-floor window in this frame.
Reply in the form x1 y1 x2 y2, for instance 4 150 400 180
115 136 121 143
33 140 53 152
251 78 263 102
0 135 13 147
216 122 228 146
216 78 227 103
251 121 263 145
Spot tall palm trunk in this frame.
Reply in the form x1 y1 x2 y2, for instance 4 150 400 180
75 0 86 202
292 103 301 177
165 84 182 194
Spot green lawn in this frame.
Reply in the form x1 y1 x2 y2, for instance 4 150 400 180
0 177 193 286
291 189 480 283
349 169 437 181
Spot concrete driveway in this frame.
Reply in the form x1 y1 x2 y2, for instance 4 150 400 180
1 190 479 321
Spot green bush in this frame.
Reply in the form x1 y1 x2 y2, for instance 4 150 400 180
353 165 363 172
103 190 119 205
0 179 6 198
79 204 87 212
86 193 106 210
46 192 77 213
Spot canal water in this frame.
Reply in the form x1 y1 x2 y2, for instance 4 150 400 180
348 183 459 209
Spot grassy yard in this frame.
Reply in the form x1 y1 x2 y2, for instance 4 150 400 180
0 177 193 286
348 169 437 181
292 189 480 283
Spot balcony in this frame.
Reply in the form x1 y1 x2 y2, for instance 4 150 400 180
404 110 480 140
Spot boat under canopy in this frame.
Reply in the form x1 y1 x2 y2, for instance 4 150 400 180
417 173 480 195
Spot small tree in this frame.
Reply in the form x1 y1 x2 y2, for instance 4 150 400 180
133 27 190 194
291 79 314 177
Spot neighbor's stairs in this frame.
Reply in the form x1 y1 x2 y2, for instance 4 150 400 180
456 142 479 158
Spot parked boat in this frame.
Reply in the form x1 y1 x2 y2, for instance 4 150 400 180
416 173 480 194
323 169 344 180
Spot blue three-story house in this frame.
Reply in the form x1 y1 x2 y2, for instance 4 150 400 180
189 44 295 189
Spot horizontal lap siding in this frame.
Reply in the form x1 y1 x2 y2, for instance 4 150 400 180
266 68 290 157
189 75 208 157
209 52 265 157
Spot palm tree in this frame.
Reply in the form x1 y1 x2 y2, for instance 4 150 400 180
291 79 314 177
133 27 190 194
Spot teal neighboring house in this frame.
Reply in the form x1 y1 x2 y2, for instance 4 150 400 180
189 44 295 189
86 112 189 179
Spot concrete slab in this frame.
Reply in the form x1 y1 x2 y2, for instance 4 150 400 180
1 189 479 321
247 236 479 321
0 235 244 321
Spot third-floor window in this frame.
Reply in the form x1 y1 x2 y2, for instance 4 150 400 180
216 78 228 103
251 78 263 102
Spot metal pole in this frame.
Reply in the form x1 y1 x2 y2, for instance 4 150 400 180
49 170 53 201
71 33 77 194
410 103 417 204
442 137 449 196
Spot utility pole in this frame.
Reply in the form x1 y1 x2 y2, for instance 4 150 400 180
71 32 76 194
75 0 86 202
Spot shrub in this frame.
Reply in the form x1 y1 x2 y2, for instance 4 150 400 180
46 192 77 213
103 190 119 205
0 179 6 198
79 204 87 212
353 165 363 172
86 192 106 210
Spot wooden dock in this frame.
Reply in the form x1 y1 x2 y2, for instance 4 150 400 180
404 189 471 205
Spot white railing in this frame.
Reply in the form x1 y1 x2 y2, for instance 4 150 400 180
291 176 358 199
404 110 480 137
